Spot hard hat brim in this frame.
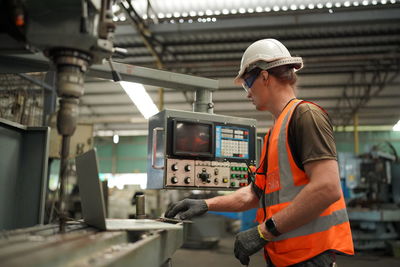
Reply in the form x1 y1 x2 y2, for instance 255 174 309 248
234 57 303 85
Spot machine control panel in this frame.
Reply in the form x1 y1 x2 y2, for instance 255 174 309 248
166 159 249 189
147 109 257 190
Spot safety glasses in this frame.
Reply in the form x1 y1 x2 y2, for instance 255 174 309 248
242 68 262 93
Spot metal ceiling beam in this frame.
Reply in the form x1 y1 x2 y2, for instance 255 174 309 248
79 94 400 108
117 51 400 67
88 61 219 91
334 60 400 126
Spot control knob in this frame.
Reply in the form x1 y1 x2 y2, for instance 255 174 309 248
198 171 210 183
184 165 191 172
171 164 179 171
184 177 191 184
171 176 178 184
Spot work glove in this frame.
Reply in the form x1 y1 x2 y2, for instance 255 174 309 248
164 199 208 220
234 226 268 265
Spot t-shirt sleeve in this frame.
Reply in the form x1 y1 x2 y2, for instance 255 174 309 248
289 103 337 169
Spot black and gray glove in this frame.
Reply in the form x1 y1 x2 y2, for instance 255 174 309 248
165 199 208 220
234 226 268 265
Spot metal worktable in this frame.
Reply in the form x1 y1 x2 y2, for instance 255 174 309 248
0 222 185 267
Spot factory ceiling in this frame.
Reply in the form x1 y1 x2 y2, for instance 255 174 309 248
1 1 400 135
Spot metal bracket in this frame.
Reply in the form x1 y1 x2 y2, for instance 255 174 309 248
152 127 164 170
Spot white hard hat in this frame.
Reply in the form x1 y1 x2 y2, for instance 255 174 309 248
234 39 303 85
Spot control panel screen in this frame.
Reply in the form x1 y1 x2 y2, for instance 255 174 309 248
215 126 249 159
173 121 213 157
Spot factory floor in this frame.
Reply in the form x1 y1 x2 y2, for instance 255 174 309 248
171 234 400 267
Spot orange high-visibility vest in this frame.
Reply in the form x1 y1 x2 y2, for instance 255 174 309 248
253 99 354 266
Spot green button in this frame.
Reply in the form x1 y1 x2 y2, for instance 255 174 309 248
231 174 235 178
231 182 236 186
240 174 245 178
231 167 235 171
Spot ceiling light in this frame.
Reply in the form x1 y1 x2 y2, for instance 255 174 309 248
214 10 221 15
362 0 369 4
299 4 306 9
158 13 165 19
173 12 180 18
380 0 387 3
113 134 119 144
231 9 238 14
166 13 172 18
179 18 184 23
335 2 342 7
372 0 378 4
189 11 197 16
317 3 324 8
206 9 213 16
120 16 126 21
390 0 396 3
119 82 159 119
326 2 333 8
393 120 400 131
308 3 315 9
212 17 217 22
282 5 288 11
247 8 254 13
182 12 188 17
255 6 263 12
142 14 148 19
198 11 204 16
222 9 229 15
344 1 351 6
239 8 246 13
273 5 280 11
113 16 119 22
353 1 360 6
112 5 120 13
265 7 272 12
290 4 298 10
188 19 193 23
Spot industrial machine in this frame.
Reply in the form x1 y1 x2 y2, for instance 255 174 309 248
1 0 116 232
147 109 257 190
339 144 400 250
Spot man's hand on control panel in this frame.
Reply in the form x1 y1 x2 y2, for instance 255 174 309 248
165 199 208 220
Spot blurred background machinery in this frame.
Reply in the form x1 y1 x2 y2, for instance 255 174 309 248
339 143 400 250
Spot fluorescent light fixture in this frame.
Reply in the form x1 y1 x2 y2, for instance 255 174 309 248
113 134 119 144
393 120 400 131
120 81 159 119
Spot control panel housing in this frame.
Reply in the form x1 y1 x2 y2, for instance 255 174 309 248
147 109 257 190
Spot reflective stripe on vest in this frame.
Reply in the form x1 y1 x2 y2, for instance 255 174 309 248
275 208 349 241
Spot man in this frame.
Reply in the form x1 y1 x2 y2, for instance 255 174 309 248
165 39 354 266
